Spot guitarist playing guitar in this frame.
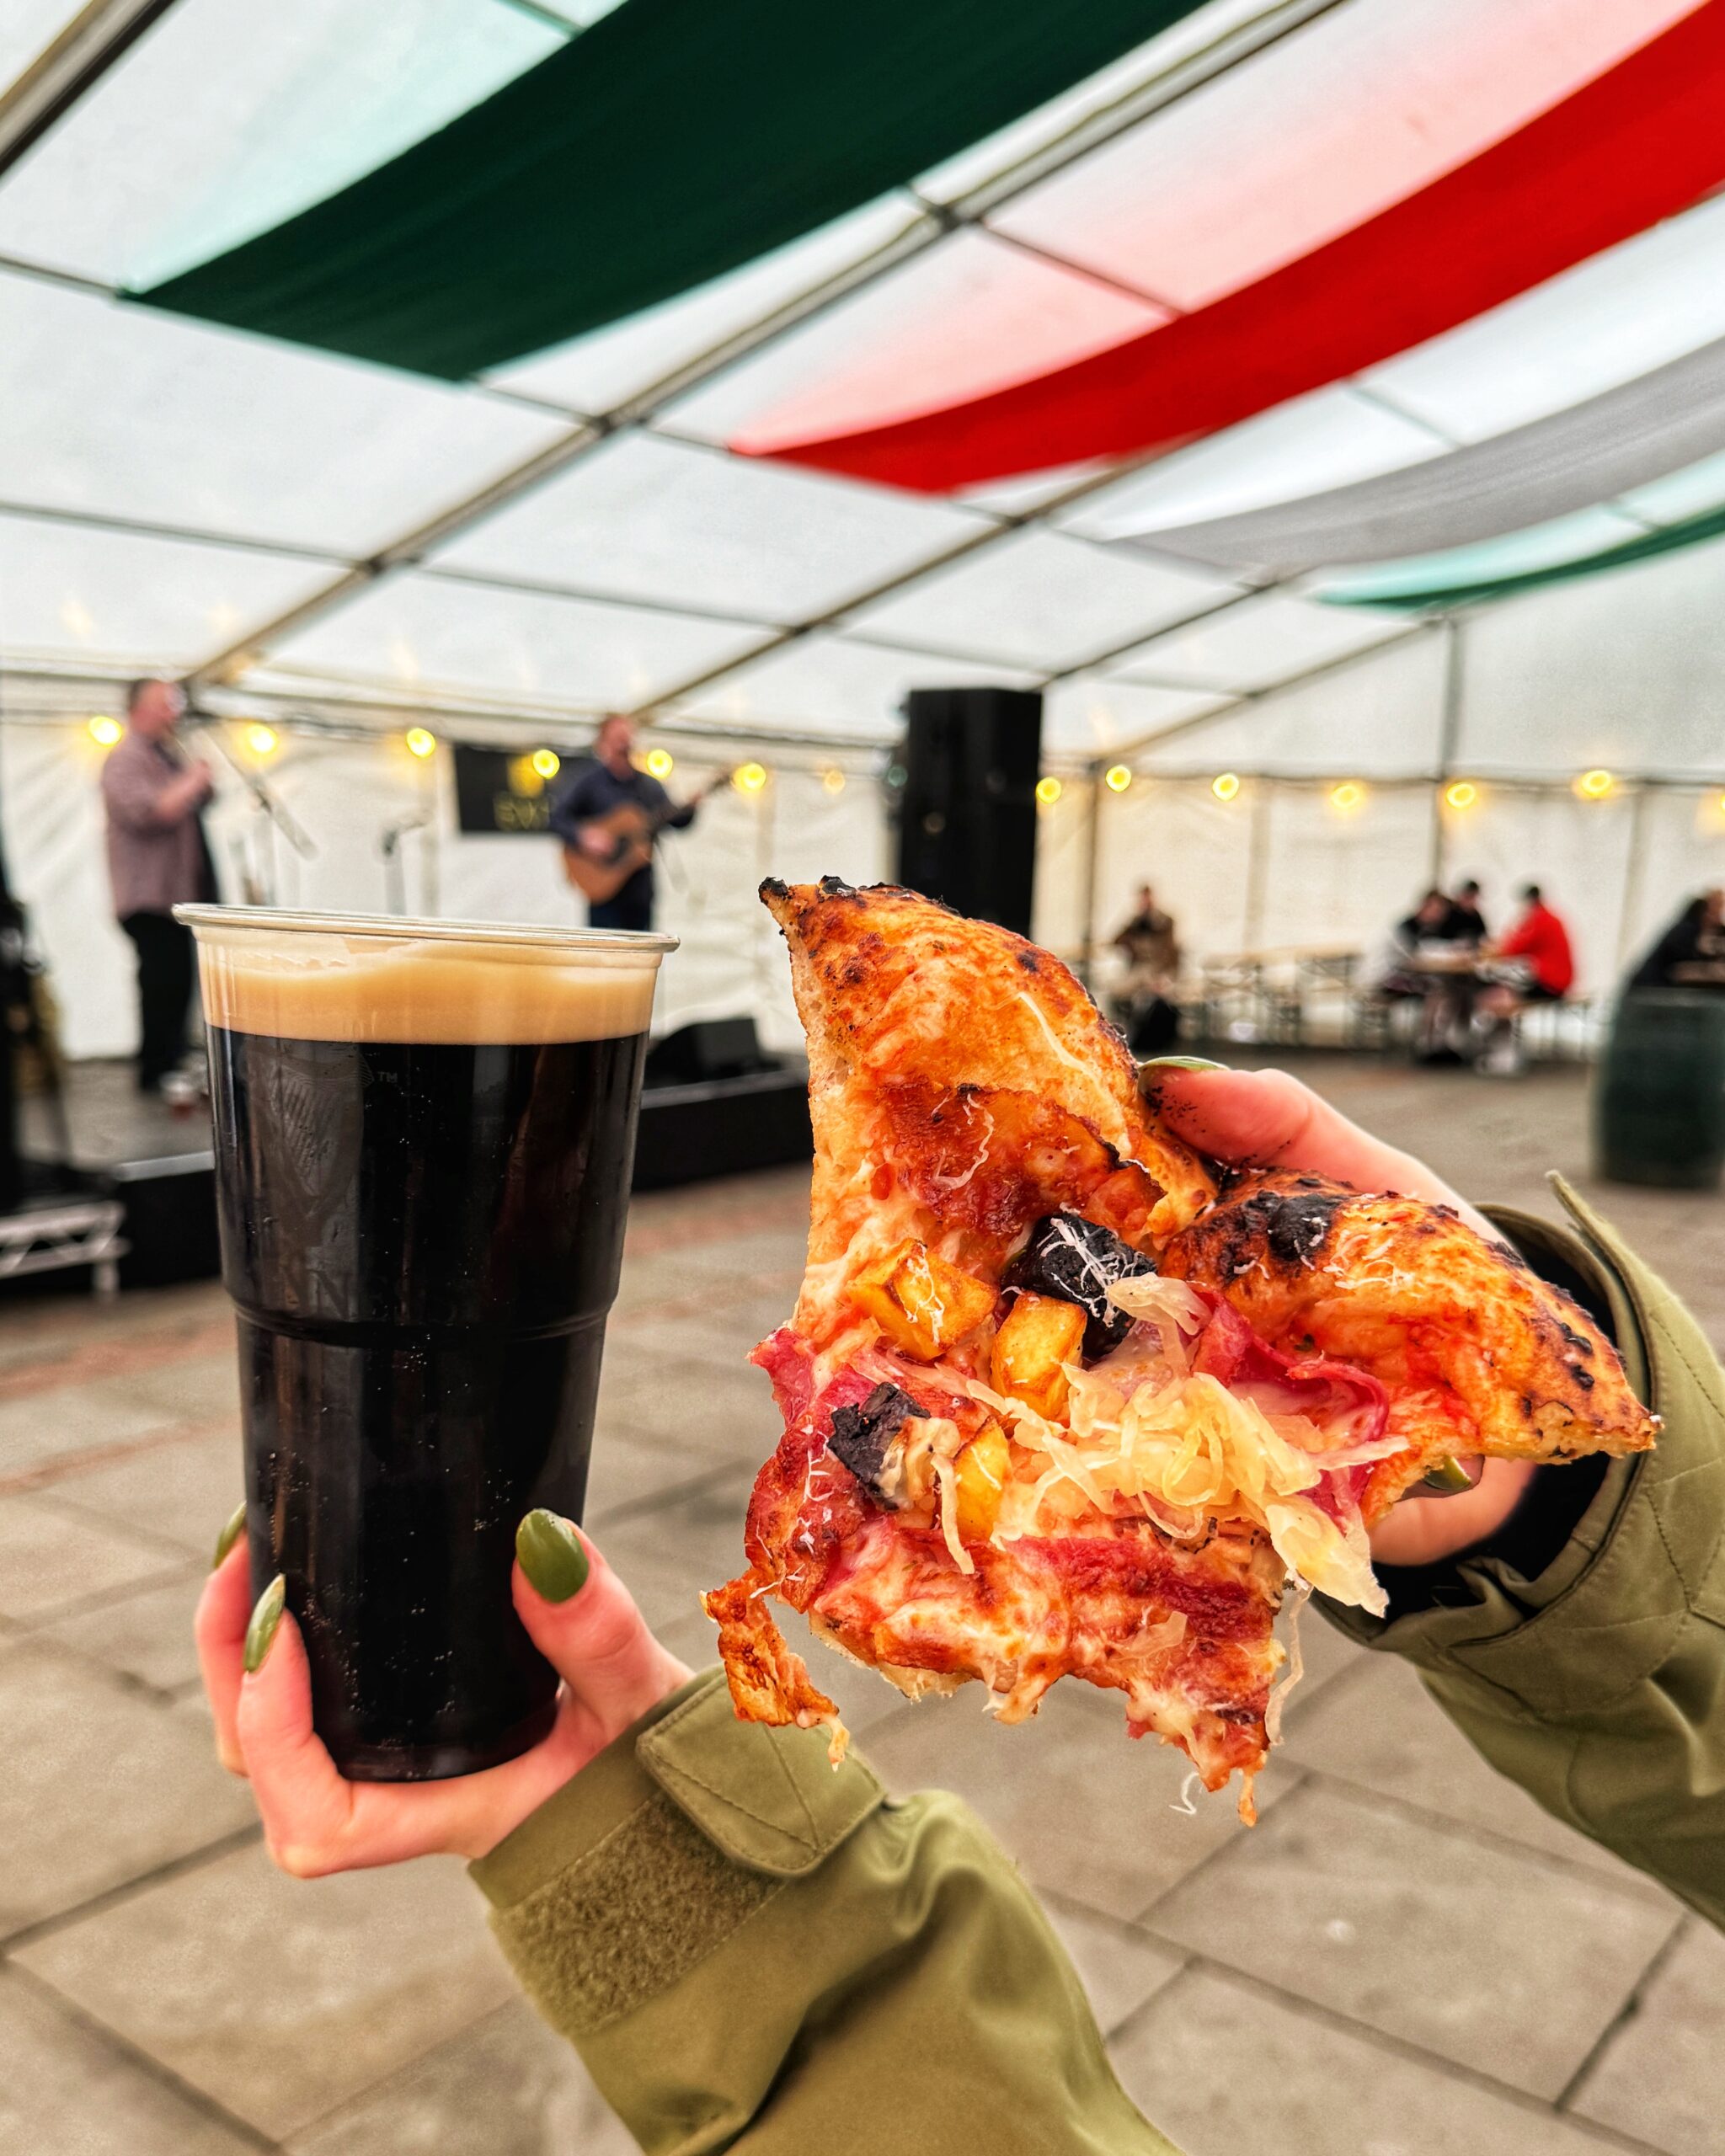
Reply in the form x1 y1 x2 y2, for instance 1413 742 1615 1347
550 714 720 931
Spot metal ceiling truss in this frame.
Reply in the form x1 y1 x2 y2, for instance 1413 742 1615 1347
0 0 180 183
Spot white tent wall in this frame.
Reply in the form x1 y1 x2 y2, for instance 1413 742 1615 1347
2 722 137 1057
1091 777 1256 958
1029 782 1093 958
1255 781 1438 951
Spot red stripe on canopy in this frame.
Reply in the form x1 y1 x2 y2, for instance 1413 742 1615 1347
750 0 1725 493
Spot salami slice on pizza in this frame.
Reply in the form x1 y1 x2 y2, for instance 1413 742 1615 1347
705 880 1655 1817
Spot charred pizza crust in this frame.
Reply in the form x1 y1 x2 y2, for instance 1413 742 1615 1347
1158 1171 1657 1516
762 876 1215 1277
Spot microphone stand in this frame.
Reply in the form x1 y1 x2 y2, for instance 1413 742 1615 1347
184 710 318 888
380 817 429 915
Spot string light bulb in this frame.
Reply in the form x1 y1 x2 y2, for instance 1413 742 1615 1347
1103 764 1133 793
734 761 768 794
245 723 278 758
820 767 846 795
1445 779 1478 811
1575 767 1616 801
405 726 437 759
1212 771 1241 802
1329 779 1365 813
643 747 674 779
531 748 560 780
1035 776 1063 806
87 714 123 748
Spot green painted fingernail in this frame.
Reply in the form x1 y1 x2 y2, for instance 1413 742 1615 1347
1140 1056 1226 1073
243 1575 286 1674
211 1502 246 1572
1421 1456 1478 1495
516 1509 589 1604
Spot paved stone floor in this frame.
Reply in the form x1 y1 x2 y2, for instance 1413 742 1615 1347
3 1054 1720 2154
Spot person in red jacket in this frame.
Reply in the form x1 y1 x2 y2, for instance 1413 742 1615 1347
1472 882 1575 1073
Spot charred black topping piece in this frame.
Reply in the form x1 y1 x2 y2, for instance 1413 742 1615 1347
1004 1213 1154 1360
1206 1186 1343 1273
826 1383 929 1504
1261 1189 1342 1267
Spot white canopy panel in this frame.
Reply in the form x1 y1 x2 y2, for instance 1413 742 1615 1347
0 511 335 670
835 530 1235 673
0 270 565 556
263 571 774 710
435 430 986 626
1103 590 1407 695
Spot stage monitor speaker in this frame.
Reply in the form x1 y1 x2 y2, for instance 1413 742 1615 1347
895 687 1043 937
644 1015 769 1088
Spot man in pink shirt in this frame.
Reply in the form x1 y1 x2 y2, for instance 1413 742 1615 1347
100 680 217 1093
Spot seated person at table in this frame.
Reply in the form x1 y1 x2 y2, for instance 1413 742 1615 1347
1630 889 1725 989
1367 889 1450 1001
1442 878 1488 945
1473 883 1575 1072
1368 892 1463 1059
1112 883 1182 1054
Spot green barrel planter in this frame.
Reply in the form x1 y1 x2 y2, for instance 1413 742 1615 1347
1593 988 1725 1189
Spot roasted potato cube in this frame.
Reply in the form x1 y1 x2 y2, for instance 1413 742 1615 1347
851 1238 996 1361
991 1293 1086 1420
953 1421 1011 1543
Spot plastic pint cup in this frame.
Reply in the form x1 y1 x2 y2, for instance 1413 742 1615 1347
179 909 674 1780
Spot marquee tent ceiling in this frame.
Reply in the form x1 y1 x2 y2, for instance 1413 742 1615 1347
3 0 1724 762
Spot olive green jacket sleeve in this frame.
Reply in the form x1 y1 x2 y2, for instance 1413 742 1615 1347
471 1673 1176 2156
1322 1177 1725 1929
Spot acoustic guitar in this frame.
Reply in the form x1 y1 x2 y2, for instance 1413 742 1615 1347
561 771 730 904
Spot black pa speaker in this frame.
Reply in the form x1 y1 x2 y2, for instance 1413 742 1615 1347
644 1016 770 1088
895 687 1043 937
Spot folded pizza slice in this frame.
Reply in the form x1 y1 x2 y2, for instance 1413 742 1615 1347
706 880 1656 1817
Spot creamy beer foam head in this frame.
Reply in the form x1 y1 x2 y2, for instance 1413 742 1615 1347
181 910 667 1044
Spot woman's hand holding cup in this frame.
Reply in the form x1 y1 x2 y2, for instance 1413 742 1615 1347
197 1513 689 1874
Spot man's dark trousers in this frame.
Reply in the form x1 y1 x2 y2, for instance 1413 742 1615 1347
120 910 195 1091
590 893 654 932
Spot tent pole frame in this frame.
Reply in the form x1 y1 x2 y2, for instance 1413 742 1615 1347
1429 613 1465 889
1077 765 1104 988
1616 782 1653 972
1242 780 1273 951
0 0 180 182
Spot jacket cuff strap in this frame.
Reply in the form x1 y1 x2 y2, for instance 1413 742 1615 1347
470 1668 882 2035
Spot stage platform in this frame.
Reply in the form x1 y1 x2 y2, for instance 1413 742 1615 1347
5 1049 813 1295
19 1062 219 1293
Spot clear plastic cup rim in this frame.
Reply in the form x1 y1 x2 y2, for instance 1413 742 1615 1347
174 905 676 963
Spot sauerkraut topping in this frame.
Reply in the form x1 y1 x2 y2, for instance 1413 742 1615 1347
947 1289 1391 1612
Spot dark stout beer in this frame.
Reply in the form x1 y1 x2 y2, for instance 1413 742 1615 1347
183 911 670 1780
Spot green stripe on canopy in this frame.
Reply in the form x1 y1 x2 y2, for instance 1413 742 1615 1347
129 0 1203 381
1319 496 1725 613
